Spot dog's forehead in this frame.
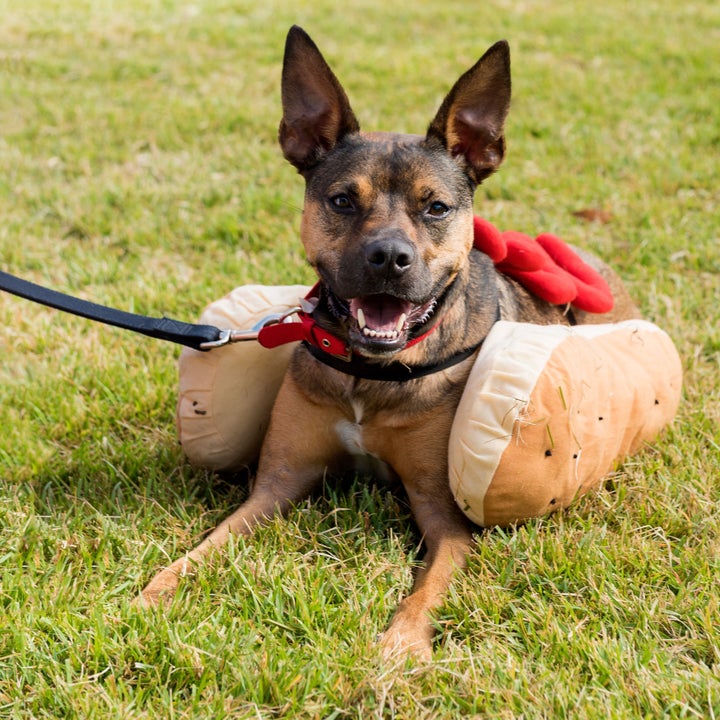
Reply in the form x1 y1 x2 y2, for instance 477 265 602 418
360 131 424 146
308 132 469 198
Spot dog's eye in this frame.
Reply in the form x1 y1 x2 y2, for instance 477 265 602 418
426 200 450 218
329 193 355 213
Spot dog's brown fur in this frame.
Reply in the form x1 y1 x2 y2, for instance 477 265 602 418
140 27 640 660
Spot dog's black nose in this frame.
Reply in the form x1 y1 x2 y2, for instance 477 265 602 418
364 238 415 278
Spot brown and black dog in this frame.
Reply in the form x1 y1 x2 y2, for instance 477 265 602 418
140 26 639 659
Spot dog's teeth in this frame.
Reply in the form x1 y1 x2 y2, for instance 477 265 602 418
362 327 400 340
396 313 407 333
361 325 404 341
357 307 366 329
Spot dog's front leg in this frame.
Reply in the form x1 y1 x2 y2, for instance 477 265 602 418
138 372 345 607
381 474 474 661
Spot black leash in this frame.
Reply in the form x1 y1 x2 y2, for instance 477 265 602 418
0 269 493 380
0 270 223 351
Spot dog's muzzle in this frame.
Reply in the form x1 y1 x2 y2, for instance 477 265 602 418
323 234 445 355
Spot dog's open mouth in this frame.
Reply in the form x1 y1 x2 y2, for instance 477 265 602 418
326 289 437 354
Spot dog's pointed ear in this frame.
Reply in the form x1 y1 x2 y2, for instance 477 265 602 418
279 26 360 172
426 40 511 185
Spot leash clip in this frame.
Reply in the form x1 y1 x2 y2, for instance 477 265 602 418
199 306 302 350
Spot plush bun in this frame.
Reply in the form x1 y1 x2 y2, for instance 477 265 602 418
176 287 682 525
448 320 682 526
176 285 310 470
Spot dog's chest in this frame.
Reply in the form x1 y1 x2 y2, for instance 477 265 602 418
335 399 368 456
335 402 396 483
334 400 398 481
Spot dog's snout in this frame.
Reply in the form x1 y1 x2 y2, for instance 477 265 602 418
365 238 415 278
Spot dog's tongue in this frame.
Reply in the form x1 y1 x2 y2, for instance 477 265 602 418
350 295 412 333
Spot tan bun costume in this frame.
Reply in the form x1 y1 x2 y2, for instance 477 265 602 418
177 285 682 527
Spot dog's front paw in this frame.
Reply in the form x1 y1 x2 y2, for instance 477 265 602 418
134 558 193 608
379 605 434 662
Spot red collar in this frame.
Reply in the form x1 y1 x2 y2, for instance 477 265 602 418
255 285 349 357
255 282 486 382
256 283 438 361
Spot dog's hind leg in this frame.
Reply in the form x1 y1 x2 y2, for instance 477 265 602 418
138 373 346 607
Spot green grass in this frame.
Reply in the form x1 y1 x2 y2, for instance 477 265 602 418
1 0 718 717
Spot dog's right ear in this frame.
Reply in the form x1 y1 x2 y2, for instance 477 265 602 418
279 26 360 172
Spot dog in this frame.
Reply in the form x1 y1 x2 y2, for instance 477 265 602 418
139 26 639 660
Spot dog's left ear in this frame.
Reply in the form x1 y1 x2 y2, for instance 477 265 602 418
427 41 511 185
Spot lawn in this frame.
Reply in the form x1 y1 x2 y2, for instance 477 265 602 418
0 0 718 717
